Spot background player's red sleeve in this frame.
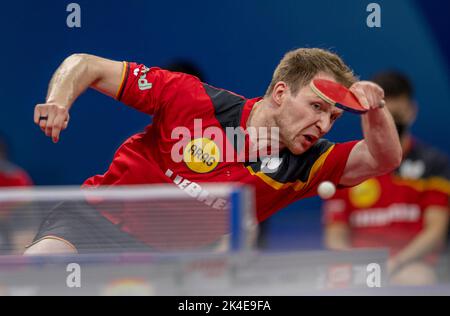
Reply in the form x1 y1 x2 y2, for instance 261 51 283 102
116 62 184 115
420 178 450 210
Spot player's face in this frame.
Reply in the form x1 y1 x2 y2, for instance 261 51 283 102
275 73 343 155
385 95 416 137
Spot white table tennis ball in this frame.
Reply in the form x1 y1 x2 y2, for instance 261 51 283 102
318 181 336 199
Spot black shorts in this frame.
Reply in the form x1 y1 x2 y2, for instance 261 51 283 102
28 201 151 254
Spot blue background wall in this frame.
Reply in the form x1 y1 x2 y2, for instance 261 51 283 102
1 0 449 249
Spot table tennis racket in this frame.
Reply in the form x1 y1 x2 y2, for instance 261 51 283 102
310 79 369 114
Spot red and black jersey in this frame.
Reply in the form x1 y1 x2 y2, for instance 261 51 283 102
323 138 449 259
83 63 358 246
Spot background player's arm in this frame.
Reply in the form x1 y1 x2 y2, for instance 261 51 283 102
339 81 402 186
388 206 449 275
34 54 123 143
324 222 351 250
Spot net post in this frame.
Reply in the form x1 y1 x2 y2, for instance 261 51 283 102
230 188 243 252
229 186 256 252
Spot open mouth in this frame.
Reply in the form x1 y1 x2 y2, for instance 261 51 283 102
304 135 318 144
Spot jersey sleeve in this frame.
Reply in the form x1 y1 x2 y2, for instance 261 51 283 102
115 62 186 116
427 150 450 183
421 151 450 210
303 140 359 198
421 175 450 210
420 188 449 211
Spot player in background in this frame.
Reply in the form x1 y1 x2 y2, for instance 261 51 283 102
323 71 450 286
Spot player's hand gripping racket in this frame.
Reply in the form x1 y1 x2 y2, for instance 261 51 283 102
310 79 370 114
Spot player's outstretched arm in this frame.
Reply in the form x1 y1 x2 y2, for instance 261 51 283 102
34 54 123 143
339 81 402 186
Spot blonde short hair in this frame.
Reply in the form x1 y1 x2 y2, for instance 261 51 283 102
265 48 357 97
